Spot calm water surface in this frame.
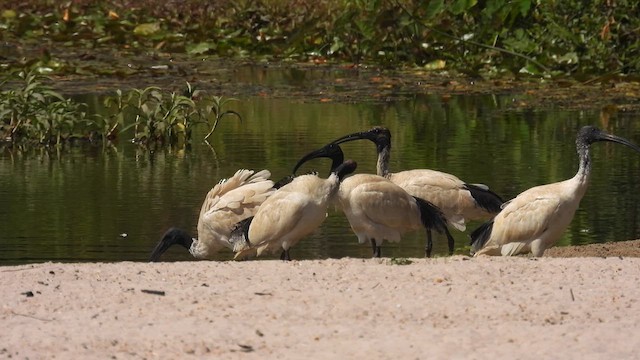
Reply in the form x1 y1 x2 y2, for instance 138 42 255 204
2 92 640 264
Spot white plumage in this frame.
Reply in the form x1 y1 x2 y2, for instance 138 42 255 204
149 169 275 261
471 126 640 257
232 160 357 260
331 127 503 256
337 173 450 257
293 143 451 258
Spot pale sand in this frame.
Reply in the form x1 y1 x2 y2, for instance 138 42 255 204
2 240 640 359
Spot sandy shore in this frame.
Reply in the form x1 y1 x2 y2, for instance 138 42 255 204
2 240 640 359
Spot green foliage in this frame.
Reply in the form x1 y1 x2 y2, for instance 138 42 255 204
388 257 413 265
0 68 240 146
1 0 638 77
103 82 241 145
203 96 242 141
0 68 90 144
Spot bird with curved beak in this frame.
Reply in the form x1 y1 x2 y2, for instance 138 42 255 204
231 158 357 261
294 143 453 258
330 126 504 256
471 125 640 257
333 127 503 257
149 169 275 262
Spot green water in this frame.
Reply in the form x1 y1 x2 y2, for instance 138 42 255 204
2 94 640 264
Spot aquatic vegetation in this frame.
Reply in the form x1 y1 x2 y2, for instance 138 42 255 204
203 96 242 141
1 1 638 77
0 69 240 146
0 68 91 144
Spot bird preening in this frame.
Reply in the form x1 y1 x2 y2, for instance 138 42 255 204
150 125 639 261
231 158 357 261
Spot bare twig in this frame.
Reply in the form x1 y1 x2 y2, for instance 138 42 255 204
11 311 53 322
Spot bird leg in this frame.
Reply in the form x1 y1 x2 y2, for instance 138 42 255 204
425 230 433 258
280 249 291 261
445 229 455 256
370 239 381 258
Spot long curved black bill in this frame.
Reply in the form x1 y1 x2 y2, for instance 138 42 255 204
149 227 193 262
600 133 640 153
292 143 345 175
331 130 373 145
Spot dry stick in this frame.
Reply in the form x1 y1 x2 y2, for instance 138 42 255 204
11 311 53 322
141 289 166 296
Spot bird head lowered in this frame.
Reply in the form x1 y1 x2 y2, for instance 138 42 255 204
331 126 391 154
292 142 345 175
334 159 358 180
578 125 640 152
149 227 194 262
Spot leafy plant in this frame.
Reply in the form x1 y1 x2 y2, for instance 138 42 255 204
202 96 242 141
1 69 241 147
0 68 90 144
100 82 241 145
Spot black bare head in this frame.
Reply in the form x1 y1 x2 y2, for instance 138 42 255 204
292 142 345 175
577 126 640 153
331 127 391 154
149 227 193 262
334 159 357 181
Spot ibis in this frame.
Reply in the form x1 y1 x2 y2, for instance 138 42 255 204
149 169 275 261
294 143 453 258
231 158 357 261
331 126 504 256
471 125 640 257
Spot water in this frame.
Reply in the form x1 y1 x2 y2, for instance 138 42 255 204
2 92 640 264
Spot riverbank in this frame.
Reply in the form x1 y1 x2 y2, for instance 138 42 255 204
2 240 639 359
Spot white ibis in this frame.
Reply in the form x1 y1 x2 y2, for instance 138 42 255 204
231 158 357 261
471 125 640 257
331 126 504 256
294 143 453 258
149 169 275 261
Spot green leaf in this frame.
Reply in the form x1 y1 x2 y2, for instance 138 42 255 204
2 9 17 19
517 0 532 16
133 23 160 37
450 0 477 15
423 0 444 20
186 42 216 55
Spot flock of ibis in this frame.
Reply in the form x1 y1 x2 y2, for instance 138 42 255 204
149 125 640 262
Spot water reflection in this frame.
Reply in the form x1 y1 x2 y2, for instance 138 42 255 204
1 94 639 264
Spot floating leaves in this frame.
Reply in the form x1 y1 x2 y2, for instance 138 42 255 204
133 23 160 37
187 42 216 55
0 1 638 76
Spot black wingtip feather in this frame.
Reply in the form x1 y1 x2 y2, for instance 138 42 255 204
413 196 456 255
412 196 448 234
464 184 504 214
469 220 494 254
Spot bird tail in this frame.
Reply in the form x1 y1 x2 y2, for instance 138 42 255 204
412 196 449 234
469 220 494 255
464 183 504 214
